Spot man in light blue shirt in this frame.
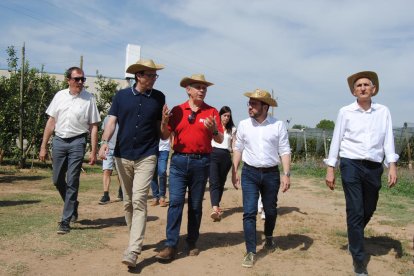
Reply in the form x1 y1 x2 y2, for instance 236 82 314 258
325 71 398 276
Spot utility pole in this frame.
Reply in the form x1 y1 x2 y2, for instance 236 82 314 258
80 55 83 69
404 122 412 170
19 42 25 168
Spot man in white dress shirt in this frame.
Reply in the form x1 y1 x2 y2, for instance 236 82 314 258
232 89 291 268
325 71 398 276
39 66 100 234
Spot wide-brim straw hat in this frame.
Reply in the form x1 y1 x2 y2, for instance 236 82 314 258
347 71 379 96
126 59 165 74
180 74 214 88
244 89 277 107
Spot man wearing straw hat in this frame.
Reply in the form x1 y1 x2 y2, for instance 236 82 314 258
156 74 223 261
99 59 165 268
325 71 398 275
232 89 291 268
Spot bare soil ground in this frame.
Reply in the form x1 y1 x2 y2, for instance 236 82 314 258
1 171 413 276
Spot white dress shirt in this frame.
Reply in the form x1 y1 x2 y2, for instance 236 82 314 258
46 88 101 138
212 126 236 151
324 101 399 167
234 115 291 168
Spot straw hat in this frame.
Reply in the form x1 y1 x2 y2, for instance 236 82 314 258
180 74 214 88
126 59 165 74
244 89 277 107
347 71 379 96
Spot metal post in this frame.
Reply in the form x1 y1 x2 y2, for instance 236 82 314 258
19 42 25 168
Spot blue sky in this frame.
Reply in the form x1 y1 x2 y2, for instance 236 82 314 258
0 0 413 127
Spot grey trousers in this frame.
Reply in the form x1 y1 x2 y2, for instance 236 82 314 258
52 134 86 223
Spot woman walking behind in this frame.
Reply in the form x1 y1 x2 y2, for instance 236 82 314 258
209 106 236 221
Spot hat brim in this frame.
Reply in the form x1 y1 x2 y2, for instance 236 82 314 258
244 92 277 107
180 78 214 88
126 64 164 74
347 71 379 96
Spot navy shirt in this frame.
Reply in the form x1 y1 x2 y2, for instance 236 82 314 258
109 86 165 160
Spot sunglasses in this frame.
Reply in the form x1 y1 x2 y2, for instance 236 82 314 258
140 73 159 79
71 77 86 83
188 111 196 124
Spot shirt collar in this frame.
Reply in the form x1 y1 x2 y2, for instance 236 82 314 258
131 85 153 97
251 114 272 125
184 101 206 111
352 100 377 113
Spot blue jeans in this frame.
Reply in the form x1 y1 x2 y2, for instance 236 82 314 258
52 135 86 223
241 164 280 254
150 150 169 199
165 153 210 247
340 158 383 264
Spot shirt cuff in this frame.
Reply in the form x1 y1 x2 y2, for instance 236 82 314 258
323 158 337 167
384 153 399 168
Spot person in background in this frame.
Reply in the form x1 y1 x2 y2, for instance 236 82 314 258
209 106 236 222
98 59 165 268
156 74 223 261
39 66 100 235
150 137 171 207
325 71 398 276
232 89 291 268
99 115 123 204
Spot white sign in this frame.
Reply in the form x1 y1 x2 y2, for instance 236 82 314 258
125 44 141 79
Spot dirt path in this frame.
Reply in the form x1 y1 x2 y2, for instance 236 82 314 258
1 173 413 275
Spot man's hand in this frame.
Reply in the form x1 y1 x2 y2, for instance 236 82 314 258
325 166 336 190
203 115 217 133
388 163 398 188
231 169 240 190
98 144 109 160
39 147 48 162
281 175 290 193
88 150 97 165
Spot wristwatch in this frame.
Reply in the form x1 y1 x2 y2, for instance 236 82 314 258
100 140 108 145
212 129 219 136
283 171 291 177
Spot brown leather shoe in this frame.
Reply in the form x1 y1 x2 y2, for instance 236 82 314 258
150 199 159 206
156 246 175 261
159 197 168 207
186 243 199 256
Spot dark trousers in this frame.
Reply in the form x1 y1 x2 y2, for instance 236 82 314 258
340 157 383 263
241 164 280 253
209 148 232 207
52 135 86 223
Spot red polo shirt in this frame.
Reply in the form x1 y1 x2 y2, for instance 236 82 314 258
168 101 223 154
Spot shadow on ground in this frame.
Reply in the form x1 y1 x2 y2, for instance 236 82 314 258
0 199 41 207
0 175 48 184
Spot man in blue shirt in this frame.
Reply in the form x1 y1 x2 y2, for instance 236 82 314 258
99 59 165 268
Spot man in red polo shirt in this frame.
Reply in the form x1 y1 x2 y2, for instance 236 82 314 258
156 74 223 261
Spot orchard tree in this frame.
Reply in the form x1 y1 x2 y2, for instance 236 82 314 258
95 71 120 118
316 119 335 130
0 46 64 166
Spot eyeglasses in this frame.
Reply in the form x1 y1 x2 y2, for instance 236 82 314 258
188 111 196 124
71 77 86 83
140 73 159 79
247 101 261 107
190 84 207 91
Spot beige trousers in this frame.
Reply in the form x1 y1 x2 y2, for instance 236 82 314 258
115 155 157 253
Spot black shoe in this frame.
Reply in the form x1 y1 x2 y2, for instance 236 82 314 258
71 201 79 222
57 221 70 234
99 195 110 205
264 237 276 252
117 187 123 201
353 260 368 275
